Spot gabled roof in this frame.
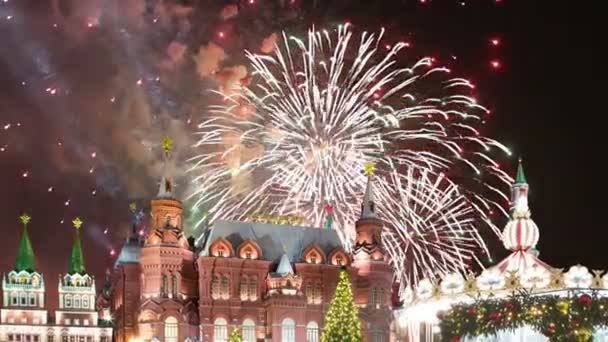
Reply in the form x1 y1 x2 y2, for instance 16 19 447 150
200 220 343 264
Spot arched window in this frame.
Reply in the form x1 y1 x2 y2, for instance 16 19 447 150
281 318 295 342
172 275 178 297
28 293 35 306
218 246 226 257
240 277 248 300
164 316 178 342
221 276 230 299
74 295 81 308
162 275 169 297
242 318 256 342
306 282 312 304
372 330 384 342
249 278 257 301
211 276 220 299
214 318 228 342
64 295 72 308
306 321 319 342
244 247 252 259
82 295 89 309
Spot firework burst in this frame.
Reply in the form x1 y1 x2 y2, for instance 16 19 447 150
189 26 511 291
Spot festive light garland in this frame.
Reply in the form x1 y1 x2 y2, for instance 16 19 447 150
439 291 608 342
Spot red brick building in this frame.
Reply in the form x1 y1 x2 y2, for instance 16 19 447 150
111 173 394 341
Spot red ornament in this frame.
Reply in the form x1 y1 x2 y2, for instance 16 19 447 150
467 307 477 315
579 294 593 308
505 301 514 310
488 311 502 321
450 337 461 342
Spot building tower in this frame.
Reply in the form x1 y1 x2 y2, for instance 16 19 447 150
137 137 199 341
351 164 394 342
112 204 145 342
56 218 103 340
0 214 48 341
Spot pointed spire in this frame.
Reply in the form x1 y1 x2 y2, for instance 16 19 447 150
157 136 175 198
360 162 376 218
15 214 37 272
69 217 86 275
276 254 294 276
515 157 527 184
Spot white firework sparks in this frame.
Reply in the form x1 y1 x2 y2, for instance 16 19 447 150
189 26 512 292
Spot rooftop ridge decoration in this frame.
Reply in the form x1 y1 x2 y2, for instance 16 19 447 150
246 213 306 226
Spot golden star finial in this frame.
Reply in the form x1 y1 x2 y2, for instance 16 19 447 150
129 202 137 213
72 217 83 230
364 162 375 176
20 213 31 226
161 136 174 157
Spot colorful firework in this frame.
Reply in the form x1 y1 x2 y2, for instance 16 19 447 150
189 26 512 290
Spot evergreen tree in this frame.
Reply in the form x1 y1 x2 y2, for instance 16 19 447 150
229 328 242 342
321 269 363 342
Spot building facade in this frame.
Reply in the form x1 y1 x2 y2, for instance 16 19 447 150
0 216 112 342
111 172 395 341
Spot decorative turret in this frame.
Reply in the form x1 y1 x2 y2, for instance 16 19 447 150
149 136 184 234
492 159 552 276
2 214 46 313
115 203 144 267
267 254 302 296
354 163 385 260
502 159 539 251
57 218 98 324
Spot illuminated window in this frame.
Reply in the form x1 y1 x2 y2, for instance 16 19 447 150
306 282 312 304
371 287 378 305
61 336 67 342
172 275 178 297
218 246 225 257
373 331 384 342
74 319 80 325
211 276 220 299
74 295 81 308
83 319 89 326
240 277 248 300
242 318 255 342
214 318 228 342
47 336 53 342
281 318 295 342
306 321 319 342
65 295 72 308
221 276 230 299
164 316 178 342
245 248 252 259
82 297 89 309
249 278 257 300
162 275 169 297
313 282 322 304
310 254 317 264
336 256 343 265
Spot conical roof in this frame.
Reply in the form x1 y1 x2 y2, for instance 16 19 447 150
515 158 527 184
360 163 376 219
69 218 86 274
276 254 294 276
15 214 36 272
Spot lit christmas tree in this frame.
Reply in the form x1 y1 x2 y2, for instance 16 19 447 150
321 269 362 342
229 328 242 342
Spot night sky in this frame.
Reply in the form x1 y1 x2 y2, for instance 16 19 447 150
0 0 603 310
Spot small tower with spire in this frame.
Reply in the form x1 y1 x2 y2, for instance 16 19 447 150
1 214 47 325
56 217 99 327
353 163 385 261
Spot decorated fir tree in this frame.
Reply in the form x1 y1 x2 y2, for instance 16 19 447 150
321 269 362 342
229 328 242 342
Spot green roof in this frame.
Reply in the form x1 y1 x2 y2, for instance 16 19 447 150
69 223 86 275
15 222 37 272
515 159 527 184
